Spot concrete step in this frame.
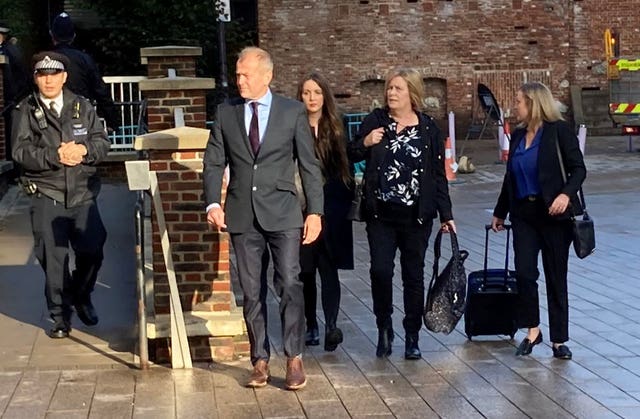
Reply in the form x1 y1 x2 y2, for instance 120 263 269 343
146 309 246 339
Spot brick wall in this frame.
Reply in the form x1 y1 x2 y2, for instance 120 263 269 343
257 0 640 125
147 149 232 315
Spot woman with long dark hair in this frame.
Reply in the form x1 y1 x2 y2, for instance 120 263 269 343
296 72 353 352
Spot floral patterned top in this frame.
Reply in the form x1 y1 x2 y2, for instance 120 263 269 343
377 121 423 206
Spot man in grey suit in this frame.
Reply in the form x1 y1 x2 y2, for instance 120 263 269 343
203 47 323 390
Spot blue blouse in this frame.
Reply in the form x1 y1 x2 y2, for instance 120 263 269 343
511 127 542 199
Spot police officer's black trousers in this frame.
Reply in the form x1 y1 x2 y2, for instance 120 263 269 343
30 194 107 323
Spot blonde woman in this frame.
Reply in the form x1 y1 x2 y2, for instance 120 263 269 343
348 68 455 359
492 82 586 360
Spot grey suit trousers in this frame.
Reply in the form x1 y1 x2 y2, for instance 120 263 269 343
231 221 304 365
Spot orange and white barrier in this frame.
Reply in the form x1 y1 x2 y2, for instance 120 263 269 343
444 137 458 182
500 121 511 162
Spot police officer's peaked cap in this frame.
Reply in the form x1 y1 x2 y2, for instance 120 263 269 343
0 21 10 34
50 12 75 43
32 51 70 74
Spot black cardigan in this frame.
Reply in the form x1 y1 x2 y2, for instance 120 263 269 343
493 120 587 221
347 108 453 224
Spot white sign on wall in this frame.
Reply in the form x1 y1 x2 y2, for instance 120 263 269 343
218 0 231 22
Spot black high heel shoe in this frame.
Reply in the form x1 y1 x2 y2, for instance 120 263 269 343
552 344 572 360
376 327 394 358
515 331 543 356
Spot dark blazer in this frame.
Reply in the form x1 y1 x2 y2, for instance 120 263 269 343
494 120 586 221
203 93 324 233
347 108 453 224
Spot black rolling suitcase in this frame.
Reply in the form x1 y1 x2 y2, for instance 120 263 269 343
464 224 518 340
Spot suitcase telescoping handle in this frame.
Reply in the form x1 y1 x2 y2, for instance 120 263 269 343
483 224 512 287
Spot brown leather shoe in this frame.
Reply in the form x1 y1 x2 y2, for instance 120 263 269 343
246 359 270 388
285 356 307 390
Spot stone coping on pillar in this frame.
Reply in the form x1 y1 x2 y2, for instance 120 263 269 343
140 45 202 58
134 126 210 151
0 55 6 64
138 77 215 91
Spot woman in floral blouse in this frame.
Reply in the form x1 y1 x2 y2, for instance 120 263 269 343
348 68 455 360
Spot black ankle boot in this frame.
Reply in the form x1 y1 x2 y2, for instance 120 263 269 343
324 327 343 352
404 333 421 360
305 326 319 346
376 327 394 358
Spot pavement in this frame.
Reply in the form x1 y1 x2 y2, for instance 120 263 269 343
0 135 638 418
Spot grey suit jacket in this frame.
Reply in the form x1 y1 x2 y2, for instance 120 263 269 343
203 93 324 233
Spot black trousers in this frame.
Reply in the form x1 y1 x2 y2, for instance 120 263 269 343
230 221 303 365
30 194 106 323
366 217 433 335
300 235 341 332
511 199 573 343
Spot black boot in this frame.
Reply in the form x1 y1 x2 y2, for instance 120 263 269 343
305 326 320 346
404 333 421 360
376 327 394 358
324 327 343 352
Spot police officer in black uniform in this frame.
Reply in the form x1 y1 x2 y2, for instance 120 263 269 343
11 51 111 338
50 12 119 131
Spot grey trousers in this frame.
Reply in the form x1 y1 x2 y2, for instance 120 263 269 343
231 221 304 365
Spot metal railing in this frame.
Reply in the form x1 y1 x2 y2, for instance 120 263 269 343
103 76 148 151
344 112 368 141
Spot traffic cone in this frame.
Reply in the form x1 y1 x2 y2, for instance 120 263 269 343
444 137 458 182
501 121 511 162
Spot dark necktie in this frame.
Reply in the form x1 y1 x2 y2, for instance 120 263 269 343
49 101 59 118
249 101 260 155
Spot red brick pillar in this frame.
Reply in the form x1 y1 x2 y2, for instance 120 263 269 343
136 46 248 362
140 46 200 78
139 46 212 132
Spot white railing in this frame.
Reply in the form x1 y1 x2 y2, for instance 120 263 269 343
103 76 148 152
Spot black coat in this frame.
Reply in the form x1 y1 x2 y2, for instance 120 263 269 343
300 139 354 271
347 108 453 224
493 120 586 220
0 40 29 106
53 43 119 130
11 88 111 207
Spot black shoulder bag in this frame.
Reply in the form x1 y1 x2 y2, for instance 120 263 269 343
555 140 595 259
424 230 469 334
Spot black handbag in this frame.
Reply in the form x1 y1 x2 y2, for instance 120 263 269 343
556 140 596 259
346 181 365 222
423 230 469 334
